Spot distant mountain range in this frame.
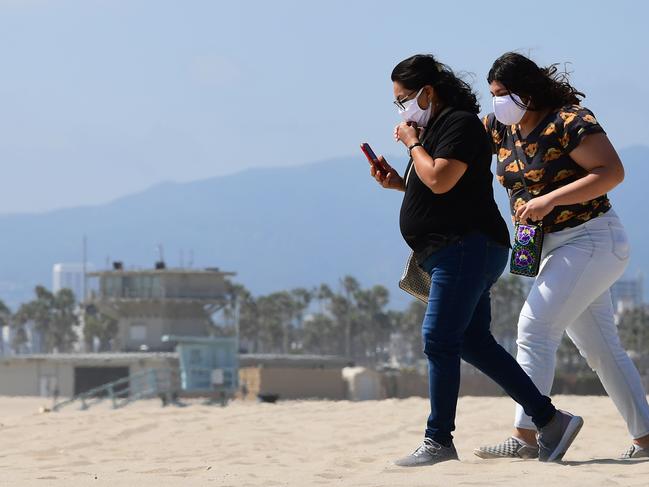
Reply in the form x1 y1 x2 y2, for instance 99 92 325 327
1 145 647 309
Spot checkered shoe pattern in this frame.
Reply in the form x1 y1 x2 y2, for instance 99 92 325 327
621 444 649 459
474 436 539 459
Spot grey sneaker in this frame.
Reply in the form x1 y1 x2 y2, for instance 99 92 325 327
394 438 459 467
537 410 583 462
621 444 649 459
474 436 539 459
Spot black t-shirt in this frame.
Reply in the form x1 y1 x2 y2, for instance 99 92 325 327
399 109 510 254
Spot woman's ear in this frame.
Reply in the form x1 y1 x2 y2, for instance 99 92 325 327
429 86 441 108
426 85 437 106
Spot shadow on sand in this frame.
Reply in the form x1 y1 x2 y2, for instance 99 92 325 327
563 458 649 466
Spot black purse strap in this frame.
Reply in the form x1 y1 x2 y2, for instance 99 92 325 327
508 126 543 227
509 126 531 196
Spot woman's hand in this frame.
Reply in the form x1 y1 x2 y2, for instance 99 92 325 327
369 155 405 191
515 194 556 223
395 122 420 147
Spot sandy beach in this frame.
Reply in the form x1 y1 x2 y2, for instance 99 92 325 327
1 394 648 486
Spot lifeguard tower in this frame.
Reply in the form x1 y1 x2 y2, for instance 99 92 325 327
162 335 239 404
86 263 236 352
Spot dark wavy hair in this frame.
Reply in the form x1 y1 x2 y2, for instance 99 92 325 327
391 54 480 114
487 52 585 110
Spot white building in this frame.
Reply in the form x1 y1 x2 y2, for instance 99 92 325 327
611 275 644 315
52 263 95 302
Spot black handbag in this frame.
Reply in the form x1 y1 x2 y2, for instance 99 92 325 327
509 128 544 277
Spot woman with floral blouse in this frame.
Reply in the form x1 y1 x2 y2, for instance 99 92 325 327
475 52 649 461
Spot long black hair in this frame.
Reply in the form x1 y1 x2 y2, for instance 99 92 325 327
391 54 480 114
487 52 585 110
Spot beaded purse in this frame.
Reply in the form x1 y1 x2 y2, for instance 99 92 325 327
511 221 544 277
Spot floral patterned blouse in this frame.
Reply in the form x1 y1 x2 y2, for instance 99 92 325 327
483 104 612 233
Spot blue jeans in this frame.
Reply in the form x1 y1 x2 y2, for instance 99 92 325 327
419 232 556 445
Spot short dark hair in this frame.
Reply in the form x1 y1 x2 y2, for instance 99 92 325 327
391 54 480 114
487 52 585 110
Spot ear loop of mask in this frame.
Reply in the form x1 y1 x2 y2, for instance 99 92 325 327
509 91 530 111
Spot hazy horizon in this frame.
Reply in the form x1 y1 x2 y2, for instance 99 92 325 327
1 1 647 213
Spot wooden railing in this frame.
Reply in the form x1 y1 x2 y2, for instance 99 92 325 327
52 367 180 411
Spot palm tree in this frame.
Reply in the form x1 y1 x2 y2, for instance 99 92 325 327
353 285 391 365
52 288 78 352
303 284 341 355
618 306 649 354
0 299 10 355
490 275 529 354
83 311 118 351
397 299 427 365
238 292 260 353
14 286 79 353
256 293 289 353
288 288 312 351
339 276 360 359
303 313 338 355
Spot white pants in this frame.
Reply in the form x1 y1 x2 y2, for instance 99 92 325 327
514 210 649 439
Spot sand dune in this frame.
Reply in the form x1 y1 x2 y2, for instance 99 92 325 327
1 395 648 486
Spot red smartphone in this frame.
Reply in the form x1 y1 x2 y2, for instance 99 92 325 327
360 143 389 172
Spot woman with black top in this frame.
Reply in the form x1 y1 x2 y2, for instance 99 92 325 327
368 54 582 466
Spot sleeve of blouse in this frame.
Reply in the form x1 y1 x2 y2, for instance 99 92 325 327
432 113 483 165
561 106 606 153
482 113 497 155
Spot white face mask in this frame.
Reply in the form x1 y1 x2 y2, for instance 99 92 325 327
397 87 433 127
493 93 527 125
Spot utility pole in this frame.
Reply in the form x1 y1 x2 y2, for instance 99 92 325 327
82 235 88 301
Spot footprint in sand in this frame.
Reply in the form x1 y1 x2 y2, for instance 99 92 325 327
110 422 158 440
316 472 343 480
137 467 172 474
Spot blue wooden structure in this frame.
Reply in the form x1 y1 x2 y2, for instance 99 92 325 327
162 335 239 404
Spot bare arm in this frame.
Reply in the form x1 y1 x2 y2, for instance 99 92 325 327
546 133 624 206
516 133 624 222
410 145 468 194
397 121 468 194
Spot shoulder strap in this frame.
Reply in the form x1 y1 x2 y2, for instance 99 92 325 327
405 106 454 185
509 126 531 196
509 127 543 227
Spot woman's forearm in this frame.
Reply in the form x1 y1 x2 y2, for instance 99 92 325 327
546 167 624 207
411 146 467 194
411 146 438 186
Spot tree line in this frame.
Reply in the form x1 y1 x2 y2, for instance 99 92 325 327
0 286 116 354
1 278 648 373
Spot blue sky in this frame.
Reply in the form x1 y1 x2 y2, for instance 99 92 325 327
1 0 647 213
